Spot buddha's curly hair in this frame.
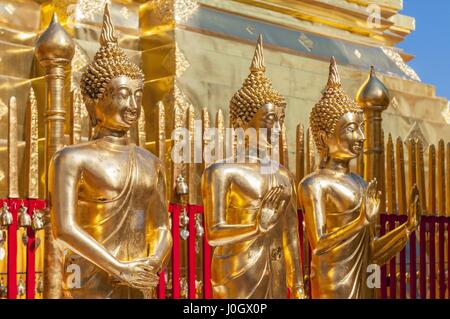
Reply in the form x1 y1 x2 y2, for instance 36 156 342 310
230 71 286 128
80 44 144 102
229 35 286 128
310 57 362 155
80 4 144 103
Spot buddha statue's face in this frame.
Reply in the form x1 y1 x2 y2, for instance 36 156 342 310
95 75 144 133
246 102 284 145
325 111 365 160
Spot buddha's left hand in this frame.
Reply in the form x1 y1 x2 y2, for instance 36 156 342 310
364 179 381 224
406 185 421 233
146 256 162 272
290 285 308 299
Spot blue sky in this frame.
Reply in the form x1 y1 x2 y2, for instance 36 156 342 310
400 1 450 99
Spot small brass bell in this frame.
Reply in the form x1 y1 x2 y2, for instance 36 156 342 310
36 276 43 295
32 210 45 231
0 230 5 244
176 175 189 196
17 277 25 298
0 278 6 298
0 203 13 227
18 203 32 228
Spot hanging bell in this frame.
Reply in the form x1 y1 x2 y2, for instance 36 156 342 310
195 214 204 238
179 208 189 227
18 203 32 228
17 277 25 298
0 230 5 244
35 276 43 295
175 175 189 196
0 203 13 227
0 278 6 298
32 210 45 231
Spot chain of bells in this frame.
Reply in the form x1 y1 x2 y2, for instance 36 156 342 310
173 175 205 298
0 202 45 298
0 175 204 298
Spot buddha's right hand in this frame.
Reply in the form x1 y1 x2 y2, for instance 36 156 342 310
362 179 381 224
115 259 160 290
257 185 286 233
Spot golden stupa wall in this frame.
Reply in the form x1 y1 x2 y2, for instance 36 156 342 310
175 28 450 170
1 0 449 198
169 0 450 171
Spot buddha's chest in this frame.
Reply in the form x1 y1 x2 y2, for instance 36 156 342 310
324 176 364 227
79 151 155 201
227 166 292 222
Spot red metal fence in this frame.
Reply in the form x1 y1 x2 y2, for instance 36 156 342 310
1 200 448 299
0 199 46 299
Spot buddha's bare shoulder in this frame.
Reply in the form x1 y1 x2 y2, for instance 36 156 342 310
51 141 98 166
298 170 333 197
135 145 163 168
203 159 262 179
299 170 367 195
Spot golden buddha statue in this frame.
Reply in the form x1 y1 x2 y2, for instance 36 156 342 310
201 35 305 299
48 5 172 299
298 57 421 299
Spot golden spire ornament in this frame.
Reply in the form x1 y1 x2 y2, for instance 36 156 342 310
356 66 390 109
229 34 286 128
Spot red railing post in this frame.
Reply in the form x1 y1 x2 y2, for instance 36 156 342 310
169 203 181 299
438 216 446 299
380 214 387 299
7 199 20 299
200 206 212 299
157 271 166 299
447 218 450 300
419 217 427 298
388 215 397 299
187 205 196 299
429 216 436 299
399 215 407 299
410 229 417 299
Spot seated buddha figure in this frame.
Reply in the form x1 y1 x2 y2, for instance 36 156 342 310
298 57 421 299
201 36 305 299
48 5 172 298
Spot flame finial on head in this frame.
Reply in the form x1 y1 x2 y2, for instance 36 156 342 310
100 4 118 46
327 56 341 88
250 34 265 72
229 35 286 128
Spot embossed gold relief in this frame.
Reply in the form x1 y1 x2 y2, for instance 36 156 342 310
381 47 421 82
405 122 429 151
151 0 199 25
24 88 39 200
174 83 194 113
7 96 18 199
176 46 190 77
